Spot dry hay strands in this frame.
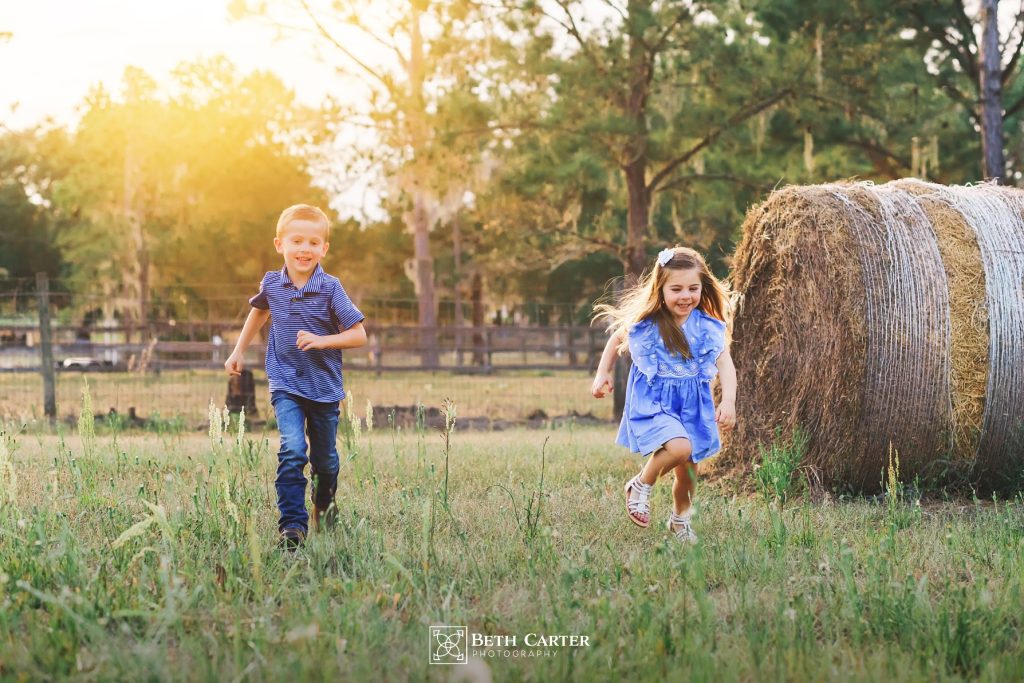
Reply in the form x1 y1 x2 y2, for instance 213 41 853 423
935 183 1024 487
724 180 1024 493
893 180 987 466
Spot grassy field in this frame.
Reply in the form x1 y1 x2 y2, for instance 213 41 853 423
0 369 609 425
0 412 1022 682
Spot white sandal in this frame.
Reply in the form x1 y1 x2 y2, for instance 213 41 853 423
667 511 698 544
624 475 653 528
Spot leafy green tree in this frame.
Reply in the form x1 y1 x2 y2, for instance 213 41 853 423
482 0 799 282
0 127 66 296
750 0 969 185
857 0 1024 182
51 59 328 329
235 0 496 366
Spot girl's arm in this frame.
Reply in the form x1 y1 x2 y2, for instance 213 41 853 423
591 333 622 398
224 307 271 376
715 348 737 430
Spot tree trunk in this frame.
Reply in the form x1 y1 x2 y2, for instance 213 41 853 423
623 0 652 281
615 0 654 420
123 144 151 347
624 162 650 279
471 270 485 366
979 0 1005 182
136 225 151 337
612 278 628 421
452 212 465 366
620 160 647 421
407 5 439 368
411 193 438 368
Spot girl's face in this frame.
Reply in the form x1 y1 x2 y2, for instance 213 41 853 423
661 267 702 323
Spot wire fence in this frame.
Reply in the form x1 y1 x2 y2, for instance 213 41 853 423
0 369 611 429
0 284 613 428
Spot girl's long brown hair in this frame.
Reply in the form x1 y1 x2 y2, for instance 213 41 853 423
593 246 729 359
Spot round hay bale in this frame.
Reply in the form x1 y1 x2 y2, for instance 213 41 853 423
720 180 1024 492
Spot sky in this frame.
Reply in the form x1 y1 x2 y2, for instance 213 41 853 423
6 1 1024 132
1 1 349 129
1 1 389 217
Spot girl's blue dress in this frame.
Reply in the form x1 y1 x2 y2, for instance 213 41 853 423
616 308 727 463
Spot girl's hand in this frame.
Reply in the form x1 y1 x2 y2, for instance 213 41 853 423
591 371 613 398
716 400 736 431
297 330 326 351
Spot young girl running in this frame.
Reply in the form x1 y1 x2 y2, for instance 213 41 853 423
592 246 737 543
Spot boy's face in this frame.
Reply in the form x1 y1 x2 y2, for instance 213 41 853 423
274 219 329 278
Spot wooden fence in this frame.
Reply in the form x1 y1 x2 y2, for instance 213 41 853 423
0 323 606 373
0 277 613 422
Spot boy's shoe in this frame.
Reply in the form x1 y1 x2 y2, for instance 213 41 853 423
667 512 698 545
311 502 338 533
278 527 306 551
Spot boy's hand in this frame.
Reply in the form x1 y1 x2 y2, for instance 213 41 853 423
297 330 326 351
591 371 613 398
715 400 736 432
224 352 244 377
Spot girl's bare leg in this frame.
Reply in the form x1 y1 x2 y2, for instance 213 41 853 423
637 438 692 485
625 439 692 523
671 461 696 515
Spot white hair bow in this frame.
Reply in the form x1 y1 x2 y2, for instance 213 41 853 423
657 248 675 267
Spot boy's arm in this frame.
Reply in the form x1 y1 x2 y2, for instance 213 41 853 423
297 321 367 351
224 308 270 376
296 280 365 351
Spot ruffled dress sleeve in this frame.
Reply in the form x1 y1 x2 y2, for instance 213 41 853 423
693 310 727 380
626 318 661 385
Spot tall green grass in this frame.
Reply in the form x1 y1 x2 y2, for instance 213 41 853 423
0 401 1022 681
753 427 808 507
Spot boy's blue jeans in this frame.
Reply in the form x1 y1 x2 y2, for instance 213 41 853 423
270 390 340 534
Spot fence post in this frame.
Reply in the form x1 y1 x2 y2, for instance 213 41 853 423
568 325 577 367
36 272 57 423
374 334 383 377
484 329 493 375
455 324 464 367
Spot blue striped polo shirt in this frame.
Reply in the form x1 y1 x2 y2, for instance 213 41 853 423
248 264 364 403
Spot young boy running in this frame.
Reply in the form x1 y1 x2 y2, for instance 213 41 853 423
225 204 367 549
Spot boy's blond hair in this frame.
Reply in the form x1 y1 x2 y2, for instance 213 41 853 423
276 204 331 239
